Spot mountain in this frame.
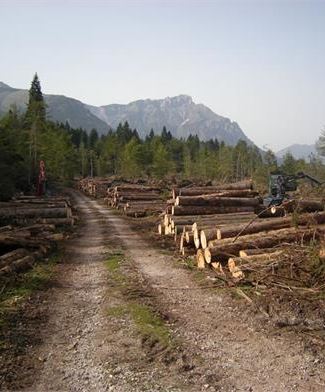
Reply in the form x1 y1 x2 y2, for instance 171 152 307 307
276 144 318 161
0 82 109 134
87 95 252 145
0 82 252 145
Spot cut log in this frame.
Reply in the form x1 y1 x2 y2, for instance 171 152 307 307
172 206 255 216
239 248 280 257
204 226 325 263
196 249 205 269
185 231 195 246
118 194 162 201
172 180 253 198
0 248 29 268
114 185 161 193
200 227 219 249
255 205 286 218
38 218 74 226
174 189 259 201
284 199 324 213
228 251 283 280
175 195 259 207
0 207 69 219
191 212 255 231
125 210 147 218
0 255 35 276
216 211 325 240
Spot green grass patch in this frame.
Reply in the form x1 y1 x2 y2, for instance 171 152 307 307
107 302 171 348
104 251 127 287
0 253 59 310
107 304 128 317
129 303 171 347
180 257 196 270
0 253 60 351
105 252 172 349
105 253 123 273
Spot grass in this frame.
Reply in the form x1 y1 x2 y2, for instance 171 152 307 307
0 253 59 310
105 250 172 349
107 302 171 348
129 303 171 347
0 252 60 351
104 252 123 273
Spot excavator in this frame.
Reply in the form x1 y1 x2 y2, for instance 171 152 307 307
263 171 324 207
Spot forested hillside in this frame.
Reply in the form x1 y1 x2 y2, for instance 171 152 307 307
1 75 325 200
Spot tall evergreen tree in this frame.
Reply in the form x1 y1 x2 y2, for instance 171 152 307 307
25 73 46 123
24 73 47 185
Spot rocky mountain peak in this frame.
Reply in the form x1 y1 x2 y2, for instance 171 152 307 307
0 82 13 90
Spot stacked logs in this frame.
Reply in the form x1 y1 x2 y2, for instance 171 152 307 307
197 210 325 286
0 195 75 277
159 180 258 254
0 196 74 226
106 184 168 217
78 177 113 198
159 180 325 287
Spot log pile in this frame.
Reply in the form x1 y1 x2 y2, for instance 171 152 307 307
198 211 325 288
159 180 257 254
0 195 74 226
78 177 114 198
158 179 325 290
0 195 75 278
106 184 167 217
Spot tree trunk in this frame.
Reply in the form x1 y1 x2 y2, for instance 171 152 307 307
172 180 253 198
114 185 161 193
217 211 325 240
196 249 205 269
284 199 324 213
239 248 280 257
175 195 259 207
118 194 162 201
228 251 283 280
172 206 255 216
0 255 35 276
0 207 69 219
204 225 325 263
200 227 219 249
0 248 29 268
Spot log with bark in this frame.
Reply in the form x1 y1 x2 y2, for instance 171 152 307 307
227 250 283 280
204 225 325 263
172 180 253 198
0 206 70 219
172 205 255 216
215 211 325 240
175 195 260 207
196 249 205 269
239 248 281 257
284 199 324 213
118 194 162 201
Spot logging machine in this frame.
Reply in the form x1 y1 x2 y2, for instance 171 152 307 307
263 171 324 207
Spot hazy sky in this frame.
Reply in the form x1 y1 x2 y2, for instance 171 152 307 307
1 0 324 150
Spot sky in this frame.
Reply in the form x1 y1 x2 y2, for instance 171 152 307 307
0 0 324 151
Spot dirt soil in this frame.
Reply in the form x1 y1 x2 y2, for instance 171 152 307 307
1 190 325 391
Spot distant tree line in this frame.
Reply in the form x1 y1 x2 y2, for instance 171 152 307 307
0 74 324 200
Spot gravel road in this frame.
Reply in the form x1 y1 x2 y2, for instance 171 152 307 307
13 191 325 391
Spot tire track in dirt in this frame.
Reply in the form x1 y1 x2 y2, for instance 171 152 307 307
90 195 325 392
29 196 110 391
24 191 188 392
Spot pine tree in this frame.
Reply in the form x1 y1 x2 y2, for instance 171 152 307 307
24 73 47 186
25 73 46 123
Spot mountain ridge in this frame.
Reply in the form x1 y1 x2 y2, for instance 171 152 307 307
0 82 252 145
276 144 317 161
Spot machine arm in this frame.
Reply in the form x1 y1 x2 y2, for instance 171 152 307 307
295 172 324 186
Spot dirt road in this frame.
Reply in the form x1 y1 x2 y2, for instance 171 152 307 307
5 191 325 391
